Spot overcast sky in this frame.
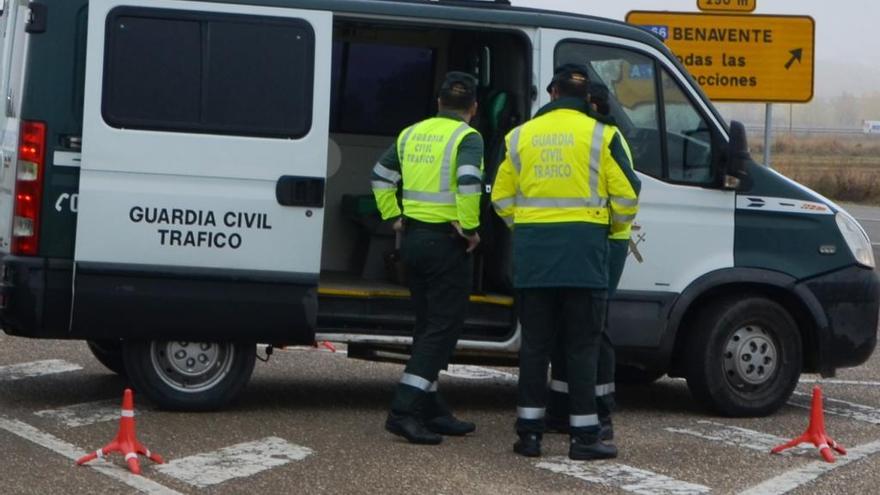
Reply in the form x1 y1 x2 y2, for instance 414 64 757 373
512 0 880 96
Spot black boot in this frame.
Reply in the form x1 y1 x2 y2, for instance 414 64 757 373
422 392 476 436
424 414 476 436
385 412 443 445
569 431 617 460
514 432 542 457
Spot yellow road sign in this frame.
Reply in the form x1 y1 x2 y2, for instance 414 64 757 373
697 0 756 13
626 11 814 103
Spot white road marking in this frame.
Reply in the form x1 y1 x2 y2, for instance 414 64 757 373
536 457 710 495
739 440 880 495
0 415 181 494
441 365 517 381
155 436 313 488
665 420 811 456
0 359 82 382
799 378 880 387
789 390 880 425
34 399 131 428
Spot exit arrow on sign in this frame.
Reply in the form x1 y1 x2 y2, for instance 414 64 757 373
785 48 803 70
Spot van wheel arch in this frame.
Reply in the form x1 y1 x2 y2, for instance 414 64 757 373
664 270 822 378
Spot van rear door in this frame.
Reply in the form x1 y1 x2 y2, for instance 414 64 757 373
0 0 30 254
73 0 332 342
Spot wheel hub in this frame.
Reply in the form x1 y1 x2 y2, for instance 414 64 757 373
723 325 778 387
151 341 235 393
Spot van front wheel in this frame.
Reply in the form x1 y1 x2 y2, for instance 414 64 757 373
122 340 256 411
685 297 802 417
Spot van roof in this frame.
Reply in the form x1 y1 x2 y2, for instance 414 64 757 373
190 0 665 50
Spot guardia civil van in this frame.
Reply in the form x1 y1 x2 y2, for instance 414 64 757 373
0 0 876 416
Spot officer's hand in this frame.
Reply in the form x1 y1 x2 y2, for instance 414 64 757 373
464 232 481 253
452 222 480 253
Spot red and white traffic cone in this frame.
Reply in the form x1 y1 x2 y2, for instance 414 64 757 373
76 388 164 474
771 386 847 463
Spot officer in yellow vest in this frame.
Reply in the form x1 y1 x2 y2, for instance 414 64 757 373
372 72 484 445
547 82 639 448
492 64 640 460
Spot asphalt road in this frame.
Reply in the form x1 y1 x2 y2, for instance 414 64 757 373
0 205 878 495
3 337 880 494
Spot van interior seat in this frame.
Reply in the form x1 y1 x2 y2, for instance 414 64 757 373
341 193 396 281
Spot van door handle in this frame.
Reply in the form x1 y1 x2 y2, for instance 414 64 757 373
276 175 325 207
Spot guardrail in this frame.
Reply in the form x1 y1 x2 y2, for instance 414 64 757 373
743 126 874 136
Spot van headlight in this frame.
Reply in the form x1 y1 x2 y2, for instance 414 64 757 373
836 211 875 268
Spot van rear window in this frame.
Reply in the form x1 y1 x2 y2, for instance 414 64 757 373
102 8 314 139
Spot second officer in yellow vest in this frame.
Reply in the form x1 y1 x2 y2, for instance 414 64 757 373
372 72 484 445
547 82 639 447
492 64 640 460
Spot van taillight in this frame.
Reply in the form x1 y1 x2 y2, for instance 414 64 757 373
12 121 46 256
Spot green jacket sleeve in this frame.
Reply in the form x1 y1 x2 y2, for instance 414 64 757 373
454 131 485 234
371 141 402 221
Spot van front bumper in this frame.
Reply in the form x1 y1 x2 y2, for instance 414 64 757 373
799 265 879 374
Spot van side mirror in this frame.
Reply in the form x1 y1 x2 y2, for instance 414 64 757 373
723 120 750 189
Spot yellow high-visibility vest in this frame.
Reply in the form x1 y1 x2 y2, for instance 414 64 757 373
492 108 639 232
394 117 481 228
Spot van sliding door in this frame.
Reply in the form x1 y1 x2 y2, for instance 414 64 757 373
73 0 331 342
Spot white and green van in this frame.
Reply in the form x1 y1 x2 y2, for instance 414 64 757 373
0 0 876 415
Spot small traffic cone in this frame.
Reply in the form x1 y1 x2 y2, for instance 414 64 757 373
316 340 337 352
771 386 847 462
76 388 164 474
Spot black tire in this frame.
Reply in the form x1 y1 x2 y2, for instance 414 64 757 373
615 365 664 385
123 340 256 411
685 297 802 417
86 340 127 376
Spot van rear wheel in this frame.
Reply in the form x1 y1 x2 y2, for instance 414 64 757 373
123 340 256 411
685 297 801 417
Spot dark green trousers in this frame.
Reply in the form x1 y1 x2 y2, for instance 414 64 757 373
516 287 607 434
548 239 629 425
390 226 471 418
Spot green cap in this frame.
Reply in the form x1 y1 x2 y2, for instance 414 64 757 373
440 71 478 100
546 63 590 93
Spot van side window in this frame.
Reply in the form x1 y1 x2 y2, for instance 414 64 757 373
102 8 315 139
330 41 435 136
661 70 713 183
555 41 716 185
